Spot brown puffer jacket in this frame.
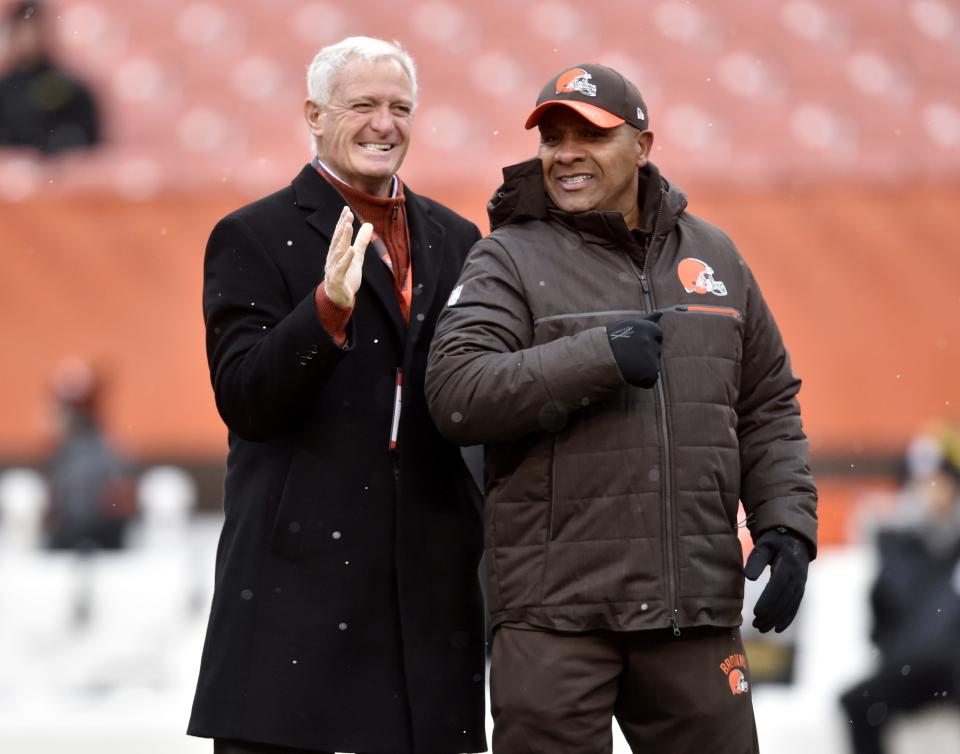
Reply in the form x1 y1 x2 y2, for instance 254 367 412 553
426 158 817 634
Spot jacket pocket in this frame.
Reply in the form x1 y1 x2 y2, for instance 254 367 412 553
270 450 314 561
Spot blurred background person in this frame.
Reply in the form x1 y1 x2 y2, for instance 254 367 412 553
840 426 960 754
0 0 100 154
43 357 135 553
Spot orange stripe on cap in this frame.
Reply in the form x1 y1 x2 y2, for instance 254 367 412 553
524 100 625 130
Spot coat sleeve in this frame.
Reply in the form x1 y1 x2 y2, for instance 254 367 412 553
203 213 350 441
736 268 818 556
426 237 626 446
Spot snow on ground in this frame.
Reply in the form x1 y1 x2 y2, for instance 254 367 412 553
1 514 958 753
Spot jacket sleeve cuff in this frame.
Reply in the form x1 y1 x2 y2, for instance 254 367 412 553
748 495 818 559
315 283 354 347
540 325 627 403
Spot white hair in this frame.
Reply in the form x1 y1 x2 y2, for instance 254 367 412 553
306 36 418 109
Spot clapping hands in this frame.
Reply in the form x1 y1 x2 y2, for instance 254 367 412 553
323 206 373 308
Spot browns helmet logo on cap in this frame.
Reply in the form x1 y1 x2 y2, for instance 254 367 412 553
555 68 597 97
525 63 649 131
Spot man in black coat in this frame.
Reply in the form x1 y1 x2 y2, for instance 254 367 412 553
188 36 486 754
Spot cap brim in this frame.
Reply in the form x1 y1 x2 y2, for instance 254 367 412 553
524 100 625 130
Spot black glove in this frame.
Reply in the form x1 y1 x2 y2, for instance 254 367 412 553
744 526 810 633
606 312 663 389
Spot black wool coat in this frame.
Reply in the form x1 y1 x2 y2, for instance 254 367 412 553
188 165 486 754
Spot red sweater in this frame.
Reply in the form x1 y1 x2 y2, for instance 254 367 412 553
314 166 412 344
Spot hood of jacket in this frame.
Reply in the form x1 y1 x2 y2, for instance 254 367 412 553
487 157 689 244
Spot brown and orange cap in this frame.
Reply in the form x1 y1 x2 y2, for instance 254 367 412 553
525 63 648 131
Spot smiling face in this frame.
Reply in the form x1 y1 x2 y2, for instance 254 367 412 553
537 106 653 228
305 55 414 197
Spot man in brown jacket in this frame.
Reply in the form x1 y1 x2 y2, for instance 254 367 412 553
426 64 818 753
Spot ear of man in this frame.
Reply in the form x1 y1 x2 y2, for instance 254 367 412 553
304 99 325 138
636 129 654 168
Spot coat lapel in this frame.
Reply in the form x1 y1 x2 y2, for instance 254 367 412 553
291 165 406 346
403 189 447 363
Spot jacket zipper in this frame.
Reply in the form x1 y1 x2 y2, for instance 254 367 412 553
672 304 742 319
534 304 742 326
635 193 681 637
549 436 559 540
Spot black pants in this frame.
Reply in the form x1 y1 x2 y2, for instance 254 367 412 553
214 740 332 754
213 739 451 754
840 655 960 754
490 624 760 754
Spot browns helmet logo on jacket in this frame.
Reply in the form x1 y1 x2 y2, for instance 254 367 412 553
678 257 728 296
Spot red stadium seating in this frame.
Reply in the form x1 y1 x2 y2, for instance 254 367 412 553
2 0 958 475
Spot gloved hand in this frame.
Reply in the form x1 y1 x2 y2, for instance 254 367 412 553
744 526 810 633
606 312 663 389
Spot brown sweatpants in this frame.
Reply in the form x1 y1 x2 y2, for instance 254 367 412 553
490 624 760 754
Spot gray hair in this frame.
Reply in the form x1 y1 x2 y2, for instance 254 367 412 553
306 36 418 109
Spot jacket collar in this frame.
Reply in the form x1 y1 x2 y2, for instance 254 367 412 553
291 164 446 353
487 158 687 247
